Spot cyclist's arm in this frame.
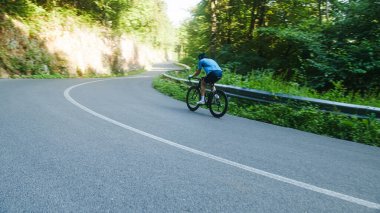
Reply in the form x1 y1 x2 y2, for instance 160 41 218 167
191 69 201 77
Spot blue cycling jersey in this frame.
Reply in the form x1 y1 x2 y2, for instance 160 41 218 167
197 58 222 77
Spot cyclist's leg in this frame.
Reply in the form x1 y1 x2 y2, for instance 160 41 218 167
204 72 217 84
200 77 206 97
205 72 220 90
205 72 222 101
199 73 215 104
195 77 207 104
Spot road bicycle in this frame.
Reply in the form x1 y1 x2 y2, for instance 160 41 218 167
186 77 228 118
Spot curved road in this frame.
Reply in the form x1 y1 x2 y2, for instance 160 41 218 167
0 63 379 212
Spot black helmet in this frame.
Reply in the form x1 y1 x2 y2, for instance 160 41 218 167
198 53 207 60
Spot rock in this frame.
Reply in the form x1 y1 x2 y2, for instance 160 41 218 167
0 68 9 78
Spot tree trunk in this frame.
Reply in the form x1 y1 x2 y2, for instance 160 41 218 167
257 1 266 27
318 0 322 24
326 0 329 21
256 0 267 58
248 1 258 39
210 0 218 58
225 0 233 44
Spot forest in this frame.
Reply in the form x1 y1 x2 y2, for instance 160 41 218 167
0 0 173 48
179 0 380 93
3 0 378 94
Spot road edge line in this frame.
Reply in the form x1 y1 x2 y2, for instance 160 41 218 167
64 79 380 210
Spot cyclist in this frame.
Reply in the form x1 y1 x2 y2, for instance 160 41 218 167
188 53 223 105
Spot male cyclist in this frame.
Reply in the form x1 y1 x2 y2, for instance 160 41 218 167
188 53 223 105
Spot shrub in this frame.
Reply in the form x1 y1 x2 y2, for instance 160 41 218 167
167 69 380 108
153 76 380 146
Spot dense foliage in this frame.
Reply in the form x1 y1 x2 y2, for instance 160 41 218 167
179 0 380 93
170 70 380 107
0 0 174 48
153 76 380 146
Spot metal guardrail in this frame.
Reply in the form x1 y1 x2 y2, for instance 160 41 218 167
163 69 380 119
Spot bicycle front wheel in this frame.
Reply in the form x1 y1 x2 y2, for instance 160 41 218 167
186 86 201 111
209 90 228 118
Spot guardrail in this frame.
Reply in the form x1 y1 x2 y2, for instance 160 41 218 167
163 68 380 119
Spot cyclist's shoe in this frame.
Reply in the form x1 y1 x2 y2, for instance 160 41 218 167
214 94 220 99
197 100 205 105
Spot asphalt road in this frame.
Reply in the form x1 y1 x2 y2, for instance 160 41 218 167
1 63 379 212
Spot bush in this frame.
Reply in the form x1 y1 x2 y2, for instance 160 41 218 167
167 68 380 108
153 76 380 146
0 0 40 17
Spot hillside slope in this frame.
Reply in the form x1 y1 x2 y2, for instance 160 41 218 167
0 9 172 78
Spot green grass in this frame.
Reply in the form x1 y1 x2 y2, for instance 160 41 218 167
18 73 67 79
153 76 380 147
170 69 380 108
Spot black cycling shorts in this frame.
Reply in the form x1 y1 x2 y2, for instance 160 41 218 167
204 71 221 84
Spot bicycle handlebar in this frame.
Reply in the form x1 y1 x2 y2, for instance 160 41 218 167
188 77 201 81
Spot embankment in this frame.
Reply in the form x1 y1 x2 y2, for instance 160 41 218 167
0 12 172 78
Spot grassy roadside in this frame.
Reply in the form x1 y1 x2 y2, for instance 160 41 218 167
169 69 380 108
153 76 380 147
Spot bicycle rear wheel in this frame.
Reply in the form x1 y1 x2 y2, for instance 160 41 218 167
186 86 201 111
209 90 228 118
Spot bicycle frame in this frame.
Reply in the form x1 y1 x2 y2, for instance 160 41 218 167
188 77 217 106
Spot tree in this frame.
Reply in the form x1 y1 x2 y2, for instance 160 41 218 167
210 0 218 57
180 0 380 92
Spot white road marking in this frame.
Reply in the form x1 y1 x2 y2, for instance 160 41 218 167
64 78 380 210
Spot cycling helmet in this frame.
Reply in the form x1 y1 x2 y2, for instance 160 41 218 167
198 53 207 60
